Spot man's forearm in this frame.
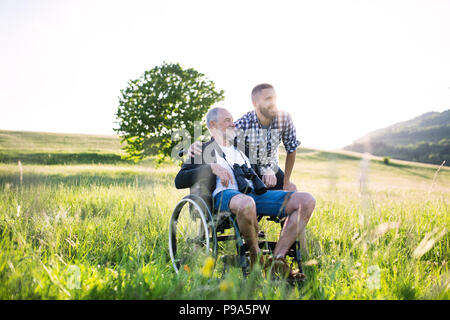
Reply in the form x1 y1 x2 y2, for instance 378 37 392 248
284 150 296 183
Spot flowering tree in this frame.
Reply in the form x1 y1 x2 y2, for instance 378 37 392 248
114 62 224 162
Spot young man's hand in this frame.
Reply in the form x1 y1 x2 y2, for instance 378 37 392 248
283 180 297 192
262 173 277 188
187 141 203 157
210 163 234 188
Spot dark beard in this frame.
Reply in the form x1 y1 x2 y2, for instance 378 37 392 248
260 106 276 120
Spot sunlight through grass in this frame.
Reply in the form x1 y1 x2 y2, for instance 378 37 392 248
0 148 449 299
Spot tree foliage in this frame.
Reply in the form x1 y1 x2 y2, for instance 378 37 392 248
114 62 224 162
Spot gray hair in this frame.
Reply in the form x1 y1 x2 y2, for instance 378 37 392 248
206 107 227 129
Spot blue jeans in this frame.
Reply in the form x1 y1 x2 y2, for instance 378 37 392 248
213 189 295 218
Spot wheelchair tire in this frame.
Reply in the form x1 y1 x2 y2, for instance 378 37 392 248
169 195 217 274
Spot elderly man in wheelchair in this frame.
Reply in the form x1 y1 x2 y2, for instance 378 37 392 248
171 107 316 282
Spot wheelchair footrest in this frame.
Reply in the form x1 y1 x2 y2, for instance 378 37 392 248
216 235 236 242
258 241 277 251
257 241 302 259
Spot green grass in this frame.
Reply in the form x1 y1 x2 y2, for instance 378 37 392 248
0 130 449 299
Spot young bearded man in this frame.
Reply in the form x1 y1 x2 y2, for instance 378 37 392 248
175 107 315 280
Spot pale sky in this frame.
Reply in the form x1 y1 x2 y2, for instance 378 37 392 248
1 0 449 150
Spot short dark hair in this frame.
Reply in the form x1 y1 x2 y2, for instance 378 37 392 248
251 83 274 101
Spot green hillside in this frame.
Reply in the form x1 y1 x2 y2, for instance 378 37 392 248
0 130 124 153
344 110 450 166
0 130 129 165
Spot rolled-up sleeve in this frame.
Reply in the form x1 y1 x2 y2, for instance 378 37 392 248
282 113 300 153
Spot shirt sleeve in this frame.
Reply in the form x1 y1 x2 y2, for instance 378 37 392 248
233 126 246 155
282 112 301 153
234 115 249 156
259 163 276 176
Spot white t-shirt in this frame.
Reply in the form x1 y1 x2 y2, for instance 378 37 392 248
212 144 254 198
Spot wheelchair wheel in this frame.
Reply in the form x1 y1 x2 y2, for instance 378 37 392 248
169 195 217 274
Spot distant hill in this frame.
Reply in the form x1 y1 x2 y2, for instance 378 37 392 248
1 127 448 168
0 130 123 153
0 130 128 165
344 110 450 166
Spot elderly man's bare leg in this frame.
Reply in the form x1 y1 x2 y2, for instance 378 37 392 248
273 192 316 259
229 194 261 267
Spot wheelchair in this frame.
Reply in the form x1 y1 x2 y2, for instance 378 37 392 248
168 183 304 280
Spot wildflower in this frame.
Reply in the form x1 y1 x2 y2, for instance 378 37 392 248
304 259 318 266
200 257 215 277
183 264 190 273
219 280 233 293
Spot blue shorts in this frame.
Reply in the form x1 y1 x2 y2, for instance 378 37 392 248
213 189 295 218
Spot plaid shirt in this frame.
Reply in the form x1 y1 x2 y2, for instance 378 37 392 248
234 110 300 175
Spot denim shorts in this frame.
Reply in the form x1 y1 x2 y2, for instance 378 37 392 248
213 189 295 218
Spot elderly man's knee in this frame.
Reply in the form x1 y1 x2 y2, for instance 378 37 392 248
230 194 256 216
287 192 316 216
303 193 316 212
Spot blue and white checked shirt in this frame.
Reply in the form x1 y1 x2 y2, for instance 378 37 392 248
234 110 300 175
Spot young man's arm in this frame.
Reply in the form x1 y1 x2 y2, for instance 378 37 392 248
282 112 300 191
283 150 297 191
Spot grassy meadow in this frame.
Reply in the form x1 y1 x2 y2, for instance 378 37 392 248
0 130 449 299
